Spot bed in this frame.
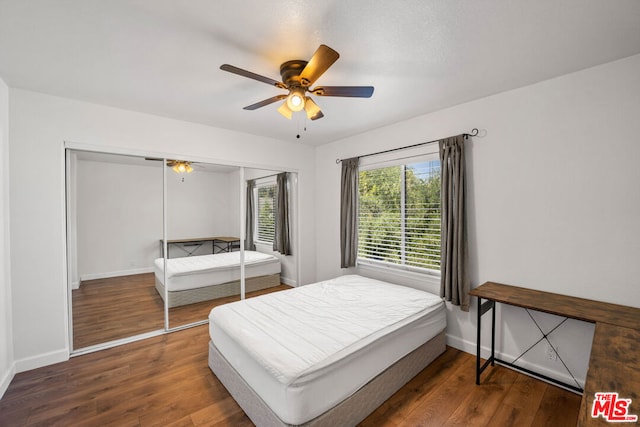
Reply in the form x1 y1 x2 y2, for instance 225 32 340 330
154 250 281 307
208 274 446 426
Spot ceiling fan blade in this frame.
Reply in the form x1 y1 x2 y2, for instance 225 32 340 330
220 64 285 88
312 86 374 98
243 95 287 110
299 45 340 87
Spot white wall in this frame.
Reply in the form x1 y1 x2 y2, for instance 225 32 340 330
0 76 14 397
75 160 240 280
315 53 640 387
76 159 163 280
9 90 316 371
166 168 238 242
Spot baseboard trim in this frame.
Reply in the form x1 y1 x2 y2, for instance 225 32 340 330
80 267 154 282
0 363 16 399
280 276 297 287
14 348 69 374
445 333 585 389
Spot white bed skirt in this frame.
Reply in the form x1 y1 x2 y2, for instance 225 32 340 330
208 331 446 426
155 273 280 308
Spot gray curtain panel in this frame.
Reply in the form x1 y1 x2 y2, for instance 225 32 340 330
439 135 470 311
273 172 292 255
245 179 256 251
340 157 360 268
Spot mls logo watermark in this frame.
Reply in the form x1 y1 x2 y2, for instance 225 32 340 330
591 392 638 422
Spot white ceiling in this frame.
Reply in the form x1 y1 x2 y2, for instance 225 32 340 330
1 1 640 146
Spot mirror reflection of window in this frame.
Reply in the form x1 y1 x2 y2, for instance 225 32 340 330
256 181 277 244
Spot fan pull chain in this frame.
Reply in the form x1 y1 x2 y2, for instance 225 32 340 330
296 115 307 139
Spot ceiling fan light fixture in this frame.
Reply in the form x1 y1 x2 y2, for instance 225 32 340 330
172 161 193 173
304 97 322 120
277 102 293 119
286 87 306 112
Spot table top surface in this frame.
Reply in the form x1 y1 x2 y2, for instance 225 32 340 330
470 281 640 330
161 236 240 244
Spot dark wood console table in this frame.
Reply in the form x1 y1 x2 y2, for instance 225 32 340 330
469 282 640 426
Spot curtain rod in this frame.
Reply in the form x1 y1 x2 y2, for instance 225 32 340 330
335 128 479 164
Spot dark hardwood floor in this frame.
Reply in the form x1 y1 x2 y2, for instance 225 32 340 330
1 323 581 427
72 273 165 349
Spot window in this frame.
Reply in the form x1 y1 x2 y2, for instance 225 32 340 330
256 183 277 244
358 157 441 273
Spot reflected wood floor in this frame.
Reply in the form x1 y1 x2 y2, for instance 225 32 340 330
73 273 290 349
1 323 581 426
72 274 165 349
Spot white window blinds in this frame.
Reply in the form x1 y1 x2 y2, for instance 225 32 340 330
358 158 441 272
256 183 277 243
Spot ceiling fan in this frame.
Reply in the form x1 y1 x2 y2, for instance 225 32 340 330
220 44 374 121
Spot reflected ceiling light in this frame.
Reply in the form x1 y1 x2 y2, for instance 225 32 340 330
171 160 193 173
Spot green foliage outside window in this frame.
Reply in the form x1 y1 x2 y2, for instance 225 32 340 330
358 160 441 271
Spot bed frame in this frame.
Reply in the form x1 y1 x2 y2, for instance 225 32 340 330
208 330 446 426
155 273 280 308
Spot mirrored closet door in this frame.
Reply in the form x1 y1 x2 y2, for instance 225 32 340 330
243 167 298 296
164 162 243 329
67 149 300 351
67 150 165 350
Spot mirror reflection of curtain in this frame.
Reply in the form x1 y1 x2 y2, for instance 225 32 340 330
273 172 291 255
245 179 256 251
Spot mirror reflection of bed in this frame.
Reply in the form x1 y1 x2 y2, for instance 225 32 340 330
159 244 287 328
68 150 298 350
164 167 297 329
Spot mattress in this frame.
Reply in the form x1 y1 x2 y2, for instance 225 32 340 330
208 274 446 425
154 251 281 292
